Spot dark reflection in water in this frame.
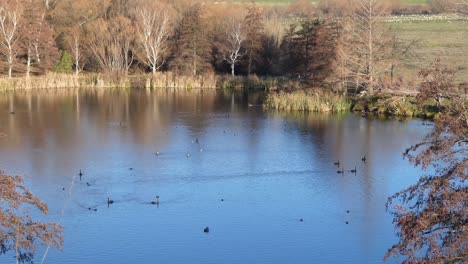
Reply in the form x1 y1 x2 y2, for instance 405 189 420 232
0 89 429 264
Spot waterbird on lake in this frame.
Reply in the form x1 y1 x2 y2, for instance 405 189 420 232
203 227 209 233
362 155 366 162
350 166 357 173
334 160 340 166
337 167 345 174
346 221 349 224
86 182 91 187
129 168 133 171
107 198 114 205
186 153 190 158
347 210 350 213
300 218 304 222
155 151 160 156
79 169 83 180
62 187 65 191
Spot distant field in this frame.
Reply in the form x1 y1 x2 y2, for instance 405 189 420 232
243 0 429 4
390 18 468 83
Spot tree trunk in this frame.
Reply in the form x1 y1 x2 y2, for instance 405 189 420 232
231 63 235 76
368 75 374 95
193 49 197 76
8 62 12 79
26 51 31 79
247 51 252 75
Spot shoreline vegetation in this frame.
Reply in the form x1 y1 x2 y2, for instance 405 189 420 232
1 64 466 118
1 71 462 119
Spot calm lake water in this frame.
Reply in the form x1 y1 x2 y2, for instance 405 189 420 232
0 89 430 264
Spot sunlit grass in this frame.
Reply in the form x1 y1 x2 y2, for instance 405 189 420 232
390 19 468 83
264 90 351 112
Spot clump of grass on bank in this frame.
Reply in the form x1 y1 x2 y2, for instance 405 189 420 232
218 75 301 91
264 89 351 112
136 72 218 89
351 95 441 118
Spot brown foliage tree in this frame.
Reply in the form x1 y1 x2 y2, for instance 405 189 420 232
169 3 211 76
0 171 63 264
18 0 58 77
385 60 468 263
243 4 264 75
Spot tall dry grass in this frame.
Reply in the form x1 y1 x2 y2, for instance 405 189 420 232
264 89 351 112
0 72 219 91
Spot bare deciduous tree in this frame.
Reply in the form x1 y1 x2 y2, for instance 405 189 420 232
136 4 171 74
223 20 246 76
69 26 84 75
87 17 135 74
53 0 111 75
0 2 20 78
342 0 392 94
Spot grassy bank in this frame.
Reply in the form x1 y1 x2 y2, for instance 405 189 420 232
219 75 301 91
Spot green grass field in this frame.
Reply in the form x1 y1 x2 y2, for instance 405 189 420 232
390 19 468 83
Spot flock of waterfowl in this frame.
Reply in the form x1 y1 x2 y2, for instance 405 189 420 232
73 138 364 231
333 155 367 224
75 137 208 230
334 155 366 175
